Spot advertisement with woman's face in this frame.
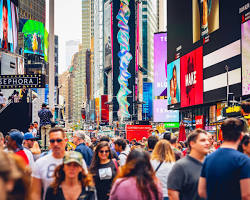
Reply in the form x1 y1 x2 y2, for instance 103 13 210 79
0 0 18 53
167 59 181 105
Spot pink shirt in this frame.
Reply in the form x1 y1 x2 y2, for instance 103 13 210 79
109 177 163 200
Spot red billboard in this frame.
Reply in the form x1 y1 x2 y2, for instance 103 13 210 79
195 115 205 129
101 95 109 123
180 46 203 107
126 125 152 141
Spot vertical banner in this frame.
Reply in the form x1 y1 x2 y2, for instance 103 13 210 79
195 115 205 129
180 46 203 107
101 95 109 123
242 20 250 96
95 98 100 123
143 82 153 120
112 0 135 121
154 32 167 97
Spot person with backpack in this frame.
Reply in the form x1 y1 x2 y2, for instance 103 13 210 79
151 140 176 200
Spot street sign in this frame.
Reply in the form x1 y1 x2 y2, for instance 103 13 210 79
0 74 45 89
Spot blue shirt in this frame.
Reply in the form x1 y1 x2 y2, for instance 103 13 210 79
201 148 250 200
38 108 53 127
75 143 93 167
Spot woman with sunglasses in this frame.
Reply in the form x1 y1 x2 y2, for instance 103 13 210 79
45 151 96 200
109 149 163 200
89 141 119 200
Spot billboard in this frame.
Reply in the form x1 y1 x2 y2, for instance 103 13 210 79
95 98 100 122
154 33 167 97
0 0 18 53
192 0 219 43
126 125 152 141
180 47 203 107
104 1 112 69
242 20 250 96
101 95 109 123
167 59 180 105
153 99 179 123
143 82 153 120
19 19 45 56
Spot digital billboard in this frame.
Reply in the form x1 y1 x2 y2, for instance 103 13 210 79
153 99 179 123
180 46 203 107
192 0 219 43
143 82 153 120
242 20 250 96
19 19 45 56
154 32 167 97
104 1 112 69
101 95 109 123
167 59 180 105
0 0 18 53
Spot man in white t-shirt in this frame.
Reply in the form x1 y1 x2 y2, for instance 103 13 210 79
31 127 87 200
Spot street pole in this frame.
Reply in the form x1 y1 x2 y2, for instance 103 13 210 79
225 65 229 106
49 0 55 111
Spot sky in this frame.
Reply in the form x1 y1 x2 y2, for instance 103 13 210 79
46 0 82 74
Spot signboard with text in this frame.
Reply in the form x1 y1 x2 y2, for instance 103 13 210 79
126 125 152 141
164 122 180 128
195 115 205 129
0 74 45 89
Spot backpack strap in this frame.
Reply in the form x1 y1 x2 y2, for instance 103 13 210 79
155 162 163 172
112 158 119 172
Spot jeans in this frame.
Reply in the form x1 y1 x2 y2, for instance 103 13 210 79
164 197 169 200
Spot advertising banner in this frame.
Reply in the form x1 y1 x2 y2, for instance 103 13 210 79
164 122 180 128
95 98 100 122
126 125 152 141
101 95 109 123
180 46 203 107
104 1 112 69
242 20 250 95
153 99 179 122
142 82 153 120
0 0 18 53
154 33 167 97
19 19 45 56
195 115 205 129
167 59 180 105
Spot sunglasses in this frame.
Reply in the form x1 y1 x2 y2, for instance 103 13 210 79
50 139 63 143
28 139 35 142
99 150 109 154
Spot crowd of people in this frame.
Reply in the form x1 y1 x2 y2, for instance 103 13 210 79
0 116 249 200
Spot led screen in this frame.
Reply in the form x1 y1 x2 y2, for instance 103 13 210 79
154 33 167 97
242 20 250 96
19 19 45 56
192 0 219 43
143 82 153 120
153 99 179 123
167 59 180 105
180 46 203 107
0 0 18 53
104 1 112 69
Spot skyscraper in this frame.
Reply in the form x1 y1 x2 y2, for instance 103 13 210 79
142 0 158 82
65 40 80 68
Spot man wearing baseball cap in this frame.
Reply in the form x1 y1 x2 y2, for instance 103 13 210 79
7 130 29 165
23 132 35 169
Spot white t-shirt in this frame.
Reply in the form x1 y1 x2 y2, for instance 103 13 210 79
24 148 35 170
32 153 88 200
151 159 175 197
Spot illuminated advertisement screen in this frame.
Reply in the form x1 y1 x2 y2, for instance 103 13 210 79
154 32 167 97
101 95 109 123
0 0 18 53
167 59 180 105
95 98 100 122
180 46 203 107
19 19 45 56
143 82 153 120
153 99 179 123
104 1 112 69
242 20 250 96
192 0 219 43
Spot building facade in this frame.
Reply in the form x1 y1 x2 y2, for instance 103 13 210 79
19 0 46 24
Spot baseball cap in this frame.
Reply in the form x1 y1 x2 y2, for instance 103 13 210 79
63 151 83 166
9 131 24 150
24 132 35 140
